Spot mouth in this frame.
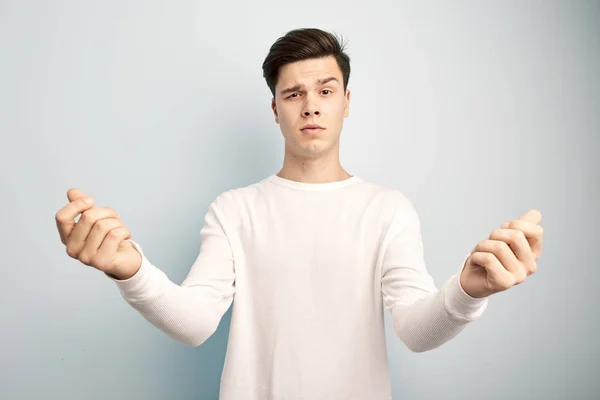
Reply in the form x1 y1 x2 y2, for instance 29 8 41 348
301 127 325 134
301 125 325 134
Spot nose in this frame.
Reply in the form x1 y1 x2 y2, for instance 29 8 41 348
302 97 320 117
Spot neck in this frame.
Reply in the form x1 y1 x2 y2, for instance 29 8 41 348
277 144 352 184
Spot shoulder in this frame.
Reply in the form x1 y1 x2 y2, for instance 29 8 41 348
210 178 265 208
357 178 417 215
203 177 269 228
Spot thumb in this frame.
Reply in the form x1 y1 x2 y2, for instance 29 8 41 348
518 209 542 225
67 188 90 203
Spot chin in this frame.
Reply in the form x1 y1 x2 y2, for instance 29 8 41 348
296 142 334 157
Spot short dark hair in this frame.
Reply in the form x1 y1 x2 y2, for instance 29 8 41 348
262 28 351 98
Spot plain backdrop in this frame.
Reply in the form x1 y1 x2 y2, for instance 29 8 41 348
1 1 598 399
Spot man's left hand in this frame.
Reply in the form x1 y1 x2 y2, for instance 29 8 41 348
460 209 544 298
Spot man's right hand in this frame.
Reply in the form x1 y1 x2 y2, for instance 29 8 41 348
55 188 142 280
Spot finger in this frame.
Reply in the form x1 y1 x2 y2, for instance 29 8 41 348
501 220 544 260
500 219 543 238
518 209 542 225
470 251 514 289
78 218 124 266
490 228 537 276
95 227 131 272
66 207 120 257
66 188 90 203
56 195 95 244
475 239 523 278
68 188 97 223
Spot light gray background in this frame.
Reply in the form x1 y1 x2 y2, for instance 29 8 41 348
1 1 598 399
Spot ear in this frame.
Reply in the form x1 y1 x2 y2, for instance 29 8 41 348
344 89 351 118
271 97 279 124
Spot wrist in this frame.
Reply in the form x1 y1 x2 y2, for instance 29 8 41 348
108 266 139 281
459 272 492 299
106 241 142 281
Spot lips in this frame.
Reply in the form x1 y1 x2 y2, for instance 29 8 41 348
301 127 324 135
301 124 324 130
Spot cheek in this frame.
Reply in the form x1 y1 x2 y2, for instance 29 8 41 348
279 113 294 128
326 98 346 115
282 108 302 125
277 104 293 119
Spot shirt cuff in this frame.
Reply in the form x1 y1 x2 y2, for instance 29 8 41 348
443 254 489 321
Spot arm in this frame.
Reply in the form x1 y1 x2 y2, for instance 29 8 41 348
381 197 488 353
108 201 236 347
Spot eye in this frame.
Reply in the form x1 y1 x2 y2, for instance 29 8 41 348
322 90 331 95
288 93 300 99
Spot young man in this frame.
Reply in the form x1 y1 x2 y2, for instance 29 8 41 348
55 28 544 400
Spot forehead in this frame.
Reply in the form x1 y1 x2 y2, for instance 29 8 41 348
277 56 342 87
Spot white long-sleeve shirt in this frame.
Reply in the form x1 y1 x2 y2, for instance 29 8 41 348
110 173 489 400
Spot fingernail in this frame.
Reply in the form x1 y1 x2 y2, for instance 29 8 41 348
84 198 94 205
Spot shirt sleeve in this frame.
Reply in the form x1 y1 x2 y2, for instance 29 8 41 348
380 195 489 352
107 199 236 347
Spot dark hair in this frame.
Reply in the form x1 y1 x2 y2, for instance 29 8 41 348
262 28 351 98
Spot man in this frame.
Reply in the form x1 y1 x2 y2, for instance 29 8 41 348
55 28 544 399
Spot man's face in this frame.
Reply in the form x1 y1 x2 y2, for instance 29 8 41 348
271 56 351 159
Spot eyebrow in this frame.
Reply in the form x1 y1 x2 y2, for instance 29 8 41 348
279 76 340 96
